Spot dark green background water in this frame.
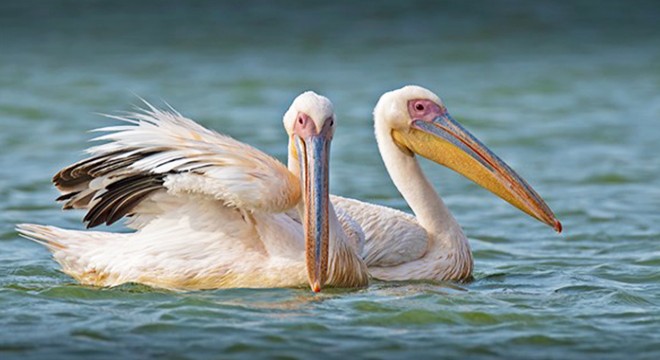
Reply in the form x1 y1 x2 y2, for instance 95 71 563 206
1 1 659 359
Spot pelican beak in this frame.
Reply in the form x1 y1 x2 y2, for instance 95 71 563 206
295 121 333 292
392 112 562 232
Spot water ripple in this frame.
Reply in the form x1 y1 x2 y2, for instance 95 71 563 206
2 1 660 359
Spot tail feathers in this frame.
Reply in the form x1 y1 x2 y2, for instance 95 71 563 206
16 223 68 250
16 223 127 287
16 223 123 247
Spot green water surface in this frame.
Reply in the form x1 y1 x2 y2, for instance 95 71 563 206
1 1 659 359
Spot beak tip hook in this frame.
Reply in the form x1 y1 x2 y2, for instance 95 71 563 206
311 282 322 293
553 219 563 233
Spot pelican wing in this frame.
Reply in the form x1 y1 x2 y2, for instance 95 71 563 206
54 105 300 228
330 195 428 267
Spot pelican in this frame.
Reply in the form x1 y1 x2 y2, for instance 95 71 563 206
331 85 561 282
17 92 368 292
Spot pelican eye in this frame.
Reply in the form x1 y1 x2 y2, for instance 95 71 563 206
415 103 425 111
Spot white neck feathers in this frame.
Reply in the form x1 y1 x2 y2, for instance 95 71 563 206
373 118 470 255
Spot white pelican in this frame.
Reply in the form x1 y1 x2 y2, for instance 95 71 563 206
331 85 561 282
17 92 368 292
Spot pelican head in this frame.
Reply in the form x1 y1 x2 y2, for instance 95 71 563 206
283 91 336 292
375 85 561 232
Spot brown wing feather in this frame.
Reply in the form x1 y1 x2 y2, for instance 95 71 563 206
53 150 124 190
82 173 165 228
53 149 164 210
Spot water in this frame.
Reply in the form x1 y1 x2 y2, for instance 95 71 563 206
1 1 659 358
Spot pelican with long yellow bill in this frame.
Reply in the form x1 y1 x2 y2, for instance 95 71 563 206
331 85 562 281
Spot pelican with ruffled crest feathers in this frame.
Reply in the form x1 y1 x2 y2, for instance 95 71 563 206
18 92 368 292
332 85 561 282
